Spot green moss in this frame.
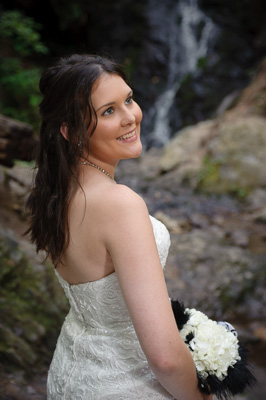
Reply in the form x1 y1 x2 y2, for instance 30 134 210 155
228 186 251 201
0 229 68 373
197 155 222 188
196 155 252 200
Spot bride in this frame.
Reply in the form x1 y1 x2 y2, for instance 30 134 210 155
26 53 212 400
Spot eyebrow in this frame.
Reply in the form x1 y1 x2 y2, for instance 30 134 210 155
96 90 133 112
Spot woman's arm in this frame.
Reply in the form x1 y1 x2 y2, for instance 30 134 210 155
101 184 211 400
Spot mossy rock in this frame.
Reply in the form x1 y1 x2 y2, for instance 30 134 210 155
0 227 68 373
197 116 266 196
0 324 37 369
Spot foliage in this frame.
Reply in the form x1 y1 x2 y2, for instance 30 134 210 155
0 58 42 128
0 10 48 56
50 0 86 31
197 155 221 187
0 10 48 128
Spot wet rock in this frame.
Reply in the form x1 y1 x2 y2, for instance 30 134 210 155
165 227 265 319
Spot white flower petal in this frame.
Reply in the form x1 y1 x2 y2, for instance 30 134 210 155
179 309 241 381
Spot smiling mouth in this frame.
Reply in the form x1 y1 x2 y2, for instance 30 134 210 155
117 130 136 141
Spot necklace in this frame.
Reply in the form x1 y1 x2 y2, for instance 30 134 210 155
78 161 115 181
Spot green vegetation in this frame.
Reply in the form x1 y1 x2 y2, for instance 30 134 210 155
0 58 42 128
197 155 222 188
0 10 48 56
197 155 251 200
0 10 48 129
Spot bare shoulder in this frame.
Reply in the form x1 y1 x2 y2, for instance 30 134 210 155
100 184 147 213
94 184 150 231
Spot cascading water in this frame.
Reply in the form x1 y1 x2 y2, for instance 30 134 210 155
145 0 216 145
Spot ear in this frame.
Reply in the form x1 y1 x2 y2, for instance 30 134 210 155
60 122 69 141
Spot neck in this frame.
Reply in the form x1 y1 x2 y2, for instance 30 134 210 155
78 160 115 181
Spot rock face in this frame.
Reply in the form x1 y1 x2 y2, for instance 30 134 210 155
166 227 265 318
159 120 216 178
0 227 67 374
160 58 266 195
203 116 266 192
0 114 37 167
160 115 266 194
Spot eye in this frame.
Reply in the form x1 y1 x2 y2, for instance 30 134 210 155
125 96 133 105
102 107 114 116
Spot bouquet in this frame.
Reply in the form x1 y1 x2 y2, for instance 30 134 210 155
171 299 256 399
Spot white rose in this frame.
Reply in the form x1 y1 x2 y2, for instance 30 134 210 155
180 310 241 381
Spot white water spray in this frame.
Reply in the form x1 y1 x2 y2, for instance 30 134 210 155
148 0 215 145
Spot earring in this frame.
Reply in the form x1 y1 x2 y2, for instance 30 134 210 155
77 141 83 154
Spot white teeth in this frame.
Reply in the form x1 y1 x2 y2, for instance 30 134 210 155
117 130 135 141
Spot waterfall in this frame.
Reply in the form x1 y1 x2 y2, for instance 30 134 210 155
146 0 216 145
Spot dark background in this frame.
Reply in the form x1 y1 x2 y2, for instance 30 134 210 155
1 0 266 146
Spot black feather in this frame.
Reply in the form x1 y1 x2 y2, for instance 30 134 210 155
171 299 190 330
171 299 257 398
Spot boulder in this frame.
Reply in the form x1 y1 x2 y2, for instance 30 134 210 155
201 116 266 193
0 227 68 373
159 115 266 194
159 120 215 172
0 114 37 167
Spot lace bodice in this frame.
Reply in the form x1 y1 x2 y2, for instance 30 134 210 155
47 215 174 400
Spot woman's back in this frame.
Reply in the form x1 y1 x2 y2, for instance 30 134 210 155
47 215 174 400
57 175 117 284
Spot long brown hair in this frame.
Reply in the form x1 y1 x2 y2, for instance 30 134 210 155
25 54 127 266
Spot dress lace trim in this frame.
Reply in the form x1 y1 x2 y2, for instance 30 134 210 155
47 215 173 399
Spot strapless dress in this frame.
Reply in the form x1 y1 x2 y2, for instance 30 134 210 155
47 215 174 399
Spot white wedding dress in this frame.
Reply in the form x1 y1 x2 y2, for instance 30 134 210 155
47 216 175 399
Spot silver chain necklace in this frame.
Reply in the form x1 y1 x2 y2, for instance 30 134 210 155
78 161 115 181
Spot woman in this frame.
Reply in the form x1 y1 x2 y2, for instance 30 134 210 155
26 54 212 400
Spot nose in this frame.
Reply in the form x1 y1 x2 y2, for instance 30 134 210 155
121 107 136 127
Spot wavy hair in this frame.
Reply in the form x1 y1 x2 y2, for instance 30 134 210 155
25 54 127 266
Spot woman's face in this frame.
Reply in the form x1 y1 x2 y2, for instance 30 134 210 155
87 73 143 166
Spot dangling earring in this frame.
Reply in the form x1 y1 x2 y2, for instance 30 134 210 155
77 141 83 154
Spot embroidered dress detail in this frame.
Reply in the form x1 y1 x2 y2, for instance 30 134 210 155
47 216 174 399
